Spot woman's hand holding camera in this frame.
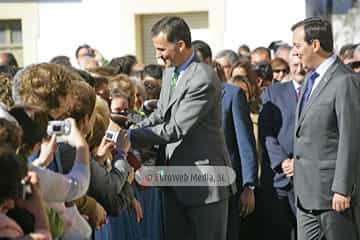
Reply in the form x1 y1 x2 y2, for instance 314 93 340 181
116 129 131 154
60 118 87 149
60 118 90 166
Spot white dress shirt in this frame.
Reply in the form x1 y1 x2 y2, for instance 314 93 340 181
310 54 337 97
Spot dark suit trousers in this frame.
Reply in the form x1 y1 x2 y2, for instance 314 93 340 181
165 190 228 240
227 193 240 240
297 202 358 240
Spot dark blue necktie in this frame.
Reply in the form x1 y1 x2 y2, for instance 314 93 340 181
299 71 319 114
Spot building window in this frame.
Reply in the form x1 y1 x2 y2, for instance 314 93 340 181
0 20 23 66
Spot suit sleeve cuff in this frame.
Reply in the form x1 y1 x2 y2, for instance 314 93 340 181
244 183 256 190
332 181 355 196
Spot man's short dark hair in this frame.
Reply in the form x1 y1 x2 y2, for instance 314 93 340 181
339 43 356 59
76 69 96 87
192 40 212 60
0 146 27 204
143 64 163 80
50 55 72 67
215 49 239 65
151 16 192 48
144 80 161 100
251 47 271 60
0 65 18 78
291 17 333 52
108 55 137 75
1 52 19 68
75 44 91 58
253 61 273 81
238 44 250 52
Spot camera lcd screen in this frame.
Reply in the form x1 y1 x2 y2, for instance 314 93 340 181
53 125 61 131
106 132 113 139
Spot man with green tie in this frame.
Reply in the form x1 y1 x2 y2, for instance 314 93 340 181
129 16 235 240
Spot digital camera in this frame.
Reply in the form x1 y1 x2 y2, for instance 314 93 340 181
47 120 71 136
104 130 119 143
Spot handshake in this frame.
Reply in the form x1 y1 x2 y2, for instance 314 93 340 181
110 111 144 130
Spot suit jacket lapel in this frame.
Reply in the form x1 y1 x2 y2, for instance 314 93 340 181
163 67 175 107
221 84 226 126
164 62 196 114
283 81 297 113
296 58 340 128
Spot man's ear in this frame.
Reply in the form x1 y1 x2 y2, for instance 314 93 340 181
312 39 321 53
177 40 186 52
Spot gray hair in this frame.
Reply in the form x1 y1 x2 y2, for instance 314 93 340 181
215 49 239 65
353 45 360 61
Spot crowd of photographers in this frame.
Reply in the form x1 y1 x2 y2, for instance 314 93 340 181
0 45 163 239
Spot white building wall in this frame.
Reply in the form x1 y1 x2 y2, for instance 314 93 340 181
224 0 306 52
38 0 124 65
36 0 306 65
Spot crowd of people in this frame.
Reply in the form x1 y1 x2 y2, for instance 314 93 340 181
0 15 359 240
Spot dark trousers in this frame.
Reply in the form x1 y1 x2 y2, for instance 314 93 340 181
165 190 229 240
227 193 240 240
297 202 358 240
257 185 297 240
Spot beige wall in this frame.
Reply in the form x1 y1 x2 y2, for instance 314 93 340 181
0 2 39 66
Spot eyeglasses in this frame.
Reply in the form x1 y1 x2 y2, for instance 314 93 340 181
273 68 289 74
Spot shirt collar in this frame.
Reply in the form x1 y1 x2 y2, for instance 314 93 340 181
175 51 195 74
314 54 337 77
292 80 302 90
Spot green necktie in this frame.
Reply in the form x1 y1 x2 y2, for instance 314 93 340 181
169 71 178 98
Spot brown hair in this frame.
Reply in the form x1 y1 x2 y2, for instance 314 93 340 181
144 80 161 100
230 60 260 98
87 97 110 153
109 74 135 110
271 57 290 72
17 63 76 111
88 66 116 78
10 105 48 157
69 80 96 123
0 73 14 108
213 61 226 82
0 118 22 149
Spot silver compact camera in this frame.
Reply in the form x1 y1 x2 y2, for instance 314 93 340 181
47 120 71 136
104 130 119 142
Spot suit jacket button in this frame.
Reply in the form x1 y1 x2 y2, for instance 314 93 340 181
295 155 300 160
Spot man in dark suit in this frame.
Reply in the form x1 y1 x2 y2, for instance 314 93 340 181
193 40 258 240
292 17 360 240
129 17 235 240
221 82 258 240
259 52 306 240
